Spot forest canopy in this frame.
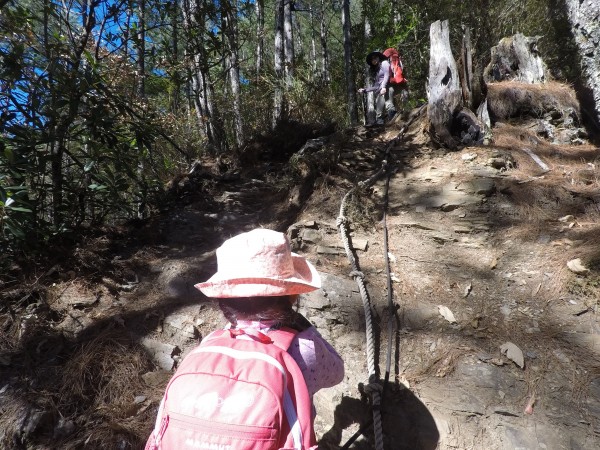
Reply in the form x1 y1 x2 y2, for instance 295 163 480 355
0 0 586 257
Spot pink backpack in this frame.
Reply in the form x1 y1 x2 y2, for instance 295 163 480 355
145 327 317 450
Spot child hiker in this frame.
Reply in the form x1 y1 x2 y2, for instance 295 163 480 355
146 228 344 450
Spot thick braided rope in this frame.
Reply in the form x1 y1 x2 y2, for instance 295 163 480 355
336 109 425 450
337 192 384 450
336 198 376 377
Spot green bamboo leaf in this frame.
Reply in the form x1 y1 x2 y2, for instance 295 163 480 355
6 206 32 213
5 221 25 239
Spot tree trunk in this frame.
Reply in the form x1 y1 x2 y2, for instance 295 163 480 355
182 0 225 153
169 0 181 113
460 27 473 110
308 6 317 79
273 0 285 128
427 20 462 149
135 0 146 100
135 0 148 219
341 0 357 125
392 0 402 28
283 0 294 86
255 0 264 78
50 0 96 226
293 9 302 60
319 0 330 82
565 0 600 127
362 7 375 125
223 0 244 148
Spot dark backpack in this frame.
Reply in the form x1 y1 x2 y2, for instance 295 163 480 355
383 48 406 86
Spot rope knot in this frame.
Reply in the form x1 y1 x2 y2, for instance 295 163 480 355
362 381 383 395
349 270 364 280
336 216 347 227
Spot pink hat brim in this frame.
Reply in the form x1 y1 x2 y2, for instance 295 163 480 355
194 253 321 298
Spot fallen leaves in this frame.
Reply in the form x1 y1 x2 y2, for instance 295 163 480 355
567 258 590 275
438 305 457 323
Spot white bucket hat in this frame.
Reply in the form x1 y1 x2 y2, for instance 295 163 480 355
194 228 321 298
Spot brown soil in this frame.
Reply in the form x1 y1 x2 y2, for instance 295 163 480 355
1 82 599 450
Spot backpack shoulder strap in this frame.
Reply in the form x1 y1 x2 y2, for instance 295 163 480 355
268 327 299 351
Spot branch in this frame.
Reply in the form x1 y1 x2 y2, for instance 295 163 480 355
95 84 188 158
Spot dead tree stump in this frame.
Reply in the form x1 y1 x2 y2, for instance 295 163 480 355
483 33 549 84
427 20 463 149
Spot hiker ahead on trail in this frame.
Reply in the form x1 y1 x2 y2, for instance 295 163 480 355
358 48 408 126
146 228 344 450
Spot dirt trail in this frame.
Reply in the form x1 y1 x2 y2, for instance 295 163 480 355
1 85 600 450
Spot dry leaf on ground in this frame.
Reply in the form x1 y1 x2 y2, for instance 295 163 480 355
500 342 525 368
438 305 457 323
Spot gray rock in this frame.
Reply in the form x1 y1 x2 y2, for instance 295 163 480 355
301 289 331 310
163 305 203 341
140 338 180 371
142 370 173 388
455 360 518 391
467 178 496 196
300 228 322 244
316 246 344 255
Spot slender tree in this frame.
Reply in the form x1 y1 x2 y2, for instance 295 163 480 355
223 0 244 148
283 0 295 86
319 0 330 82
273 0 286 127
255 0 265 78
168 0 182 113
181 0 225 152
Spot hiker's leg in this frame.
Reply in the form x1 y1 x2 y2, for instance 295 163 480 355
375 93 385 124
400 87 409 104
385 86 396 113
385 86 397 121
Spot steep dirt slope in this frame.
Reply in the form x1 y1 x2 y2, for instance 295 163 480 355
1 83 599 450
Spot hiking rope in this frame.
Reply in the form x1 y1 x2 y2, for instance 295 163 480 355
336 107 425 449
336 194 383 450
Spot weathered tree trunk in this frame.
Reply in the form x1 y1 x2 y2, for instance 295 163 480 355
362 5 375 125
460 27 473 110
293 9 302 59
427 20 462 149
223 0 244 148
319 0 330 82
255 0 264 78
482 33 548 84
283 0 294 86
341 0 358 125
273 0 285 128
565 0 600 127
308 6 317 79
